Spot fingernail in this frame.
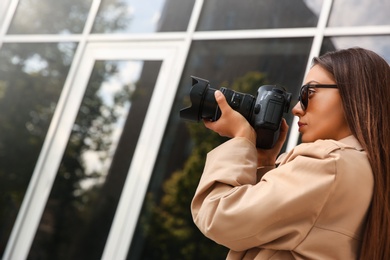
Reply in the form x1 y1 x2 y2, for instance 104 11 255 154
215 90 222 98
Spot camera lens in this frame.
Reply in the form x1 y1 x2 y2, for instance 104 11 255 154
180 76 255 123
199 87 219 121
220 88 255 122
179 76 218 121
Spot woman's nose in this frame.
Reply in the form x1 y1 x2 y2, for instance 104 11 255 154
292 101 304 117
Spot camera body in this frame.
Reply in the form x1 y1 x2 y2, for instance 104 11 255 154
180 76 291 149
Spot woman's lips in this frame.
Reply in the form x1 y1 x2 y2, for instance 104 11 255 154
298 122 307 131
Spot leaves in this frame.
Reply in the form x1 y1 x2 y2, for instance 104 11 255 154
133 71 268 259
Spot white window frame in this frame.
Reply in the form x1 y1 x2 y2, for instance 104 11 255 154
3 41 187 260
2 0 390 259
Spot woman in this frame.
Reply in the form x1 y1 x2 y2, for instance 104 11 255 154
191 48 390 259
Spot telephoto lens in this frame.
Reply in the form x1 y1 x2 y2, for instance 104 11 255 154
180 76 291 149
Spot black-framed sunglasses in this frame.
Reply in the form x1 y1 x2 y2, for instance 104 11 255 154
299 84 338 111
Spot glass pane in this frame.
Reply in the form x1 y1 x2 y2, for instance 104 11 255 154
196 0 322 31
0 42 76 256
92 0 195 34
7 0 92 34
128 38 313 259
321 36 390 63
28 60 162 259
328 0 390 26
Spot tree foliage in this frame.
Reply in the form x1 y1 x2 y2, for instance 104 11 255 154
133 71 269 259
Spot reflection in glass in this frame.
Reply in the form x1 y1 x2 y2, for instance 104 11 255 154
0 42 76 256
92 0 195 33
128 38 313 259
321 36 390 63
7 0 92 34
28 60 162 259
196 0 322 31
328 1 390 26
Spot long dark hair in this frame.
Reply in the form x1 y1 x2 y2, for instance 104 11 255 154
314 47 390 259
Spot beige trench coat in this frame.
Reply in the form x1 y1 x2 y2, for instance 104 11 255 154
191 136 373 259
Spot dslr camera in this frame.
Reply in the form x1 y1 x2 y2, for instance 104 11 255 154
180 76 292 149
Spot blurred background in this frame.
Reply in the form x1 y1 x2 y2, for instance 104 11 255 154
0 0 389 259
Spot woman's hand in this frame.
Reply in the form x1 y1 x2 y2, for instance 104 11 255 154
204 90 289 166
203 90 257 145
257 118 289 167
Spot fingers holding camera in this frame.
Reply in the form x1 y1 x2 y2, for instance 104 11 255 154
278 118 289 145
256 118 289 166
203 90 256 145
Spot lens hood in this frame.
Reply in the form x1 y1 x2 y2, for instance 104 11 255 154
180 76 217 121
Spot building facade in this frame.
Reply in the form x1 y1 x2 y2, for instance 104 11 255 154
0 0 389 259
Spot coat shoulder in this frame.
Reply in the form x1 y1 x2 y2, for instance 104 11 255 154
278 138 361 164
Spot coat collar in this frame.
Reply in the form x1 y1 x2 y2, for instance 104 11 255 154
277 135 364 165
337 135 364 151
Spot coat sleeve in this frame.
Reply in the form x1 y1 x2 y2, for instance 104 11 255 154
191 137 338 252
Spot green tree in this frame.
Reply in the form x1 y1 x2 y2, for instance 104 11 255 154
28 60 134 260
1 1 132 257
136 71 269 259
0 42 77 254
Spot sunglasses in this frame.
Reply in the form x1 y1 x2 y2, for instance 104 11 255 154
299 84 338 111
